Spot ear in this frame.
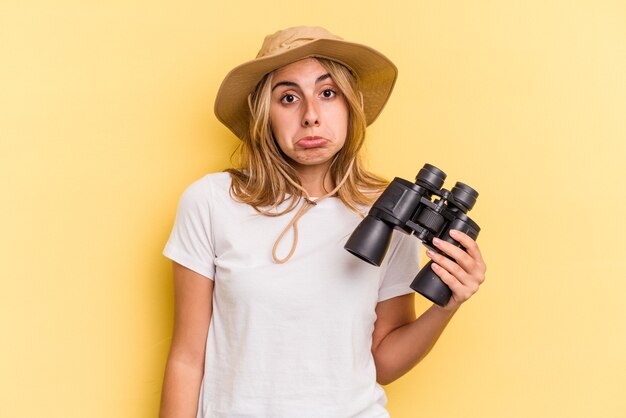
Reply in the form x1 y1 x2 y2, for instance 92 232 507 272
247 93 254 114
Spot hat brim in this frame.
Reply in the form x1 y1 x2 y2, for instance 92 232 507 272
214 38 398 140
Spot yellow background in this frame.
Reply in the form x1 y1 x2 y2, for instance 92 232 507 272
1 1 625 417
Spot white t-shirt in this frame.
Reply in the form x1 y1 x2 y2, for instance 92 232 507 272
163 172 421 418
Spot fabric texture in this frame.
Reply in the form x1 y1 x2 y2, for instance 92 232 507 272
163 172 421 418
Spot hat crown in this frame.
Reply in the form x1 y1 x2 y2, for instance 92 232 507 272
257 26 344 58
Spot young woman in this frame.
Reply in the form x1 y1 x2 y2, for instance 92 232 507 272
160 26 486 418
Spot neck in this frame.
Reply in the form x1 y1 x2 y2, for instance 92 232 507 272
290 161 335 197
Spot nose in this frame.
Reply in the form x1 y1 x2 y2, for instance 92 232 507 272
301 97 320 127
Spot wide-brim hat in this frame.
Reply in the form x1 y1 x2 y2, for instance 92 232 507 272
214 26 398 140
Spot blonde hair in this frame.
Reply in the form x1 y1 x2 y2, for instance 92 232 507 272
226 57 387 216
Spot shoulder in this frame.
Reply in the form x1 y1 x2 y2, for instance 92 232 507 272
178 172 233 206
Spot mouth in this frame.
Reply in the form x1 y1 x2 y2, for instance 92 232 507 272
297 136 328 149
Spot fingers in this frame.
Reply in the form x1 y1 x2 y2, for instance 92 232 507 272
430 262 479 307
426 246 470 285
425 229 487 309
431 230 487 279
431 238 474 274
430 262 468 296
447 230 487 274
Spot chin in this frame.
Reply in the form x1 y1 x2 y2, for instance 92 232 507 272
292 153 337 167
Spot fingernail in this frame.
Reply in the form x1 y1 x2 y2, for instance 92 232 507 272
449 230 458 236
426 250 434 257
433 238 442 246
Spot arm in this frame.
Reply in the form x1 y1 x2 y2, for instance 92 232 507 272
371 230 486 385
160 262 214 418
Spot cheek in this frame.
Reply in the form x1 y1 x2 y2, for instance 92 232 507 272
337 106 349 143
269 110 294 141
269 113 291 155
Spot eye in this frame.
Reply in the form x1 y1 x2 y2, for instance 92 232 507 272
280 94 299 104
321 89 337 99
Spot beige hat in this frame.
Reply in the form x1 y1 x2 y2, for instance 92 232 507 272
214 26 398 140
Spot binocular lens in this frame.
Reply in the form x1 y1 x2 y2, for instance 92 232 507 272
415 164 446 190
450 182 479 212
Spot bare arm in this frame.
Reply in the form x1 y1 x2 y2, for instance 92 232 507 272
372 230 487 385
371 294 457 384
160 262 214 418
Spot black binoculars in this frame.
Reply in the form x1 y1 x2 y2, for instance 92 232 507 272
344 164 481 306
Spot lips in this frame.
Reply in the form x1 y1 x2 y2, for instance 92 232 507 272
297 136 328 148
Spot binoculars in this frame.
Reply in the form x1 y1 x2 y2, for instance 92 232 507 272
344 164 481 306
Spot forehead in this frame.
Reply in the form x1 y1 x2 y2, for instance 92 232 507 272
272 58 329 81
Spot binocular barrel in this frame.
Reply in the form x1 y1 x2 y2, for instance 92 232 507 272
344 215 394 266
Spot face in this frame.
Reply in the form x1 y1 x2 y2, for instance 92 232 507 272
269 58 349 172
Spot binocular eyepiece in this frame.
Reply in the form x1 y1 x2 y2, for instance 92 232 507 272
344 164 481 306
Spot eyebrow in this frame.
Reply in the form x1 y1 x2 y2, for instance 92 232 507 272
271 73 332 92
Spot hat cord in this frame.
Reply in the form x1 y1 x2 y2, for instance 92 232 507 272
271 158 355 264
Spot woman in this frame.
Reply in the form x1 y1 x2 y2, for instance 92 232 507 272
160 26 486 418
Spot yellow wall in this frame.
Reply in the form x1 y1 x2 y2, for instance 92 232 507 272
2 1 624 417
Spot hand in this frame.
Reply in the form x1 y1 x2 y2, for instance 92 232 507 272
425 229 487 312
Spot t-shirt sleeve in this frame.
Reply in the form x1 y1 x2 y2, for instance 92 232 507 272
163 179 216 280
377 231 422 302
